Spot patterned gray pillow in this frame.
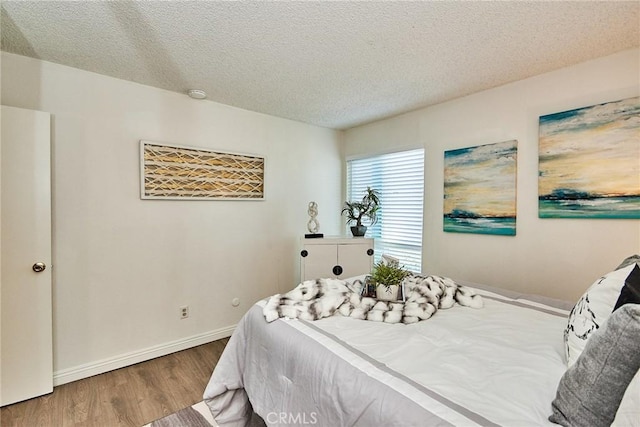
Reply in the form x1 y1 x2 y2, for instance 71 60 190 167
550 304 640 427
564 264 640 366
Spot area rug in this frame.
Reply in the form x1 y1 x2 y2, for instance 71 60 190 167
143 401 219 427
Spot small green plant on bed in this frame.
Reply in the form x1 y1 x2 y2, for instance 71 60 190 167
370 260 410 300
371 260 410 287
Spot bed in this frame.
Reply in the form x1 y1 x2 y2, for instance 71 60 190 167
203 259 640 427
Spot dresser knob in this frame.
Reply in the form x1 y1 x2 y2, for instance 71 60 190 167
367 249 374 256
332 265 343 276
300 250 308 258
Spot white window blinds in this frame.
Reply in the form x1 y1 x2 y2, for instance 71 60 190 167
346 149 424 273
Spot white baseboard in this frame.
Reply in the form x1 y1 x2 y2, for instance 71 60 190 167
53 324 236 386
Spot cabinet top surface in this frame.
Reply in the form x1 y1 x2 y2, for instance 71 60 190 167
301 236 373 245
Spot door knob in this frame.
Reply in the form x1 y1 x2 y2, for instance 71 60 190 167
32 262 46 273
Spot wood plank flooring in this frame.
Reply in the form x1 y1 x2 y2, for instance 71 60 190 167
0 338 229 427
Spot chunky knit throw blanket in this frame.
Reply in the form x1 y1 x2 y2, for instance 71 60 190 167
263 274 483 324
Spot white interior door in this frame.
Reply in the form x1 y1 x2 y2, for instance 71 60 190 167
1 105 53 406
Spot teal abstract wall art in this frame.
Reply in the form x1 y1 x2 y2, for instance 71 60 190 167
538 97 640 219
444 140 517 235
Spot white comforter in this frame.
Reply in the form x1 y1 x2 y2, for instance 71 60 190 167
307 286 569 425
204 282 571 426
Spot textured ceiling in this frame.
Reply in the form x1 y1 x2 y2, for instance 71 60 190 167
1 1 639 130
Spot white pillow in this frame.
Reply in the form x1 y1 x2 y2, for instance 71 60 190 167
613 370 640 426
564 263 640 366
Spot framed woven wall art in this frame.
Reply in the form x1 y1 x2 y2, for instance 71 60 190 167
140 140 265 200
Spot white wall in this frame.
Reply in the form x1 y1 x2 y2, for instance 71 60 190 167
345 48 640 302
1 52 343 383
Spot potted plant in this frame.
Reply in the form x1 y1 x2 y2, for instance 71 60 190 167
370 259 409 301
341 187 380 237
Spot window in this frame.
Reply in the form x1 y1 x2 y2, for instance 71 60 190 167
346 149 424 273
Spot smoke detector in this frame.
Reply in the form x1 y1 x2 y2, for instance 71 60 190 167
187 89 207 100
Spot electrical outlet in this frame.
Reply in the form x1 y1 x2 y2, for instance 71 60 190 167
180 305 189 319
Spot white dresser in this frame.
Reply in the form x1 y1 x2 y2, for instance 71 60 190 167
300 237 374 281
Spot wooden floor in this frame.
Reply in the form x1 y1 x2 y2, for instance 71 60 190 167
0 338 229 427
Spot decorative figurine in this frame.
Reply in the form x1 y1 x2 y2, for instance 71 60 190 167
305 201 323 238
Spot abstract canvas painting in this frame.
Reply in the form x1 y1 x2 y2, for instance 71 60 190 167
443 140 517 235
538 97 640 218
140 141 265 200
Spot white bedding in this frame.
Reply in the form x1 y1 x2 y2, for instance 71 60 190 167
305 287 569 425
204 281 572 426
